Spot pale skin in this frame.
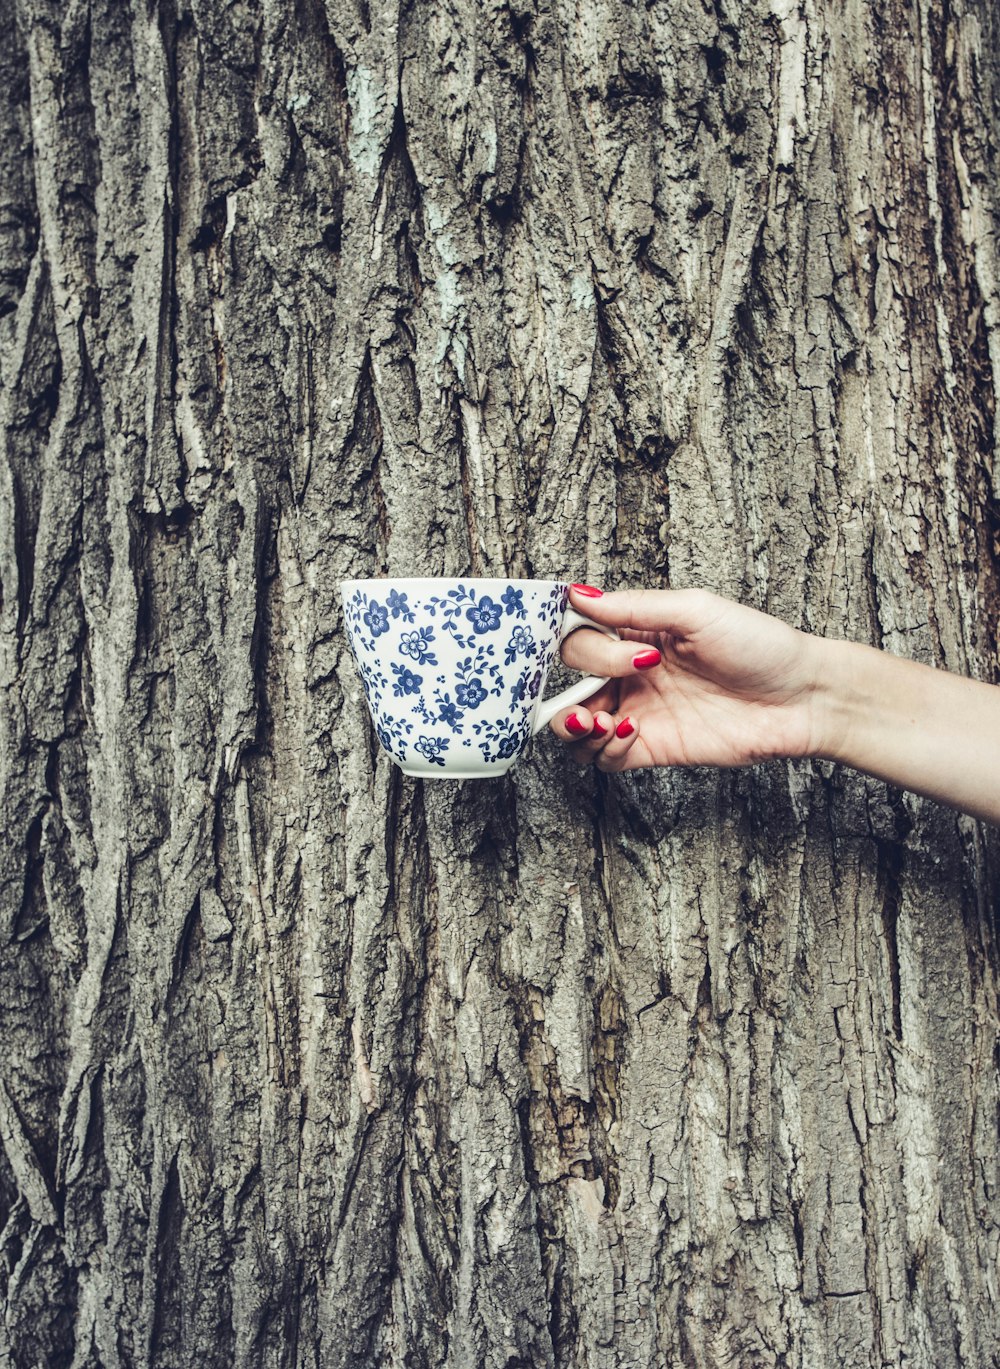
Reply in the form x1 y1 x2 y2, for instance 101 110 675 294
551 584 1000 828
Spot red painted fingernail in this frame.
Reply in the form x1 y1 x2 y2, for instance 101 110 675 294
566 713 589 736
615 717 635 739
591 718 609 737
633 649 661 670
571 583 603 598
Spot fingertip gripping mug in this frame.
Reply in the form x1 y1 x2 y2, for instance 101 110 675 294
340 578 619 778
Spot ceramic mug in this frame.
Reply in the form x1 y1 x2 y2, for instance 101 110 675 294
340 578 619 778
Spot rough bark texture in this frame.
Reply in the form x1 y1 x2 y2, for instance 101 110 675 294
2 0 1000 1364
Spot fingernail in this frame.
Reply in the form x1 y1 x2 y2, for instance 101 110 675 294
591 718 609 737
571 583 603 598
615 717 635 739
566 713 589 736
633 649 661 670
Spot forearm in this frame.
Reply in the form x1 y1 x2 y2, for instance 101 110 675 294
809 636 1000 826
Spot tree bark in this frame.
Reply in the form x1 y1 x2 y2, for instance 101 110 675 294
2 0 999 1364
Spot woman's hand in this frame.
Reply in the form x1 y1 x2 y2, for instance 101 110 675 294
550 585 825 773
554 582 1000 828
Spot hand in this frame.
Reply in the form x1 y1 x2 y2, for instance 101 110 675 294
550 585 825 773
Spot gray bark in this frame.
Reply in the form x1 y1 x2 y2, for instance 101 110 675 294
2 0 999 1364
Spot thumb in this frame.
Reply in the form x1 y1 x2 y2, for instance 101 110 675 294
568 584 722 637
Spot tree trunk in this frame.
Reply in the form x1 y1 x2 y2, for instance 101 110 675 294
2 0 999 1363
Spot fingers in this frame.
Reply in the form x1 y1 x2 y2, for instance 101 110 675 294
560 628 665 679
549 707 644 771
549 705 612 750
568 583 724 637
593 714 643 772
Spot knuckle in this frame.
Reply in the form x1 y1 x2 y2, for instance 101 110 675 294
562 627 607 670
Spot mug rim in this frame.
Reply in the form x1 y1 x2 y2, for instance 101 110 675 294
340 577 567 593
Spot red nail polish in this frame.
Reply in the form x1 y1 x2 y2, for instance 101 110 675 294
566 713 589 736
591 718 609 737
633 648 661 671
615 718 635 739
571 583 603 598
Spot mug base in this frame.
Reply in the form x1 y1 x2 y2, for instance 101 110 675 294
399 761 515 780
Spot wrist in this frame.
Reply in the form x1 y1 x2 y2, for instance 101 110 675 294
786 629 1000 825
802 634 869 763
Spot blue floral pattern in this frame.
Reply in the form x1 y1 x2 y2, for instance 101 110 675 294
456 677 487 708
387 589 415 622
399 629 438 665
425 584 517 650
472 713 529 763
504 624 537 666
391 663 423 697
363 598 389 638
466 596 503 634
343 580 571 772
415 735 450 766
501 586 527 618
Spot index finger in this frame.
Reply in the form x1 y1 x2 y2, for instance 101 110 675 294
568 585 723 636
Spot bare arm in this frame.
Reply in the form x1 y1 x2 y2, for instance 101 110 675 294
811 636 1000 827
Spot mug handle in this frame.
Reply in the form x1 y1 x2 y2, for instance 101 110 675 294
532 608 620 735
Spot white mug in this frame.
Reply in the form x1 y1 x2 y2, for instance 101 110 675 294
341 578 618 778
